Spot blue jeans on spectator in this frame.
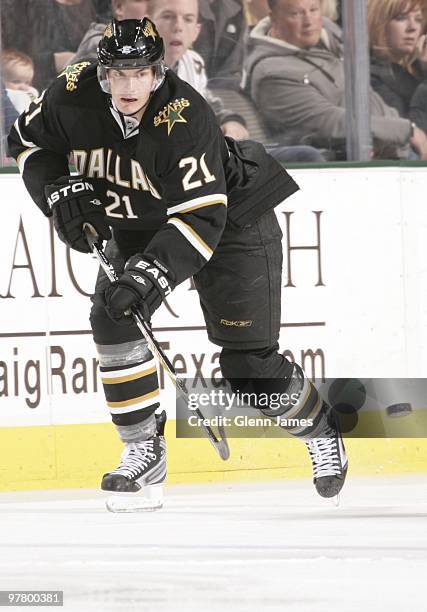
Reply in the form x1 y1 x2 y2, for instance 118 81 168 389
264 144 326 163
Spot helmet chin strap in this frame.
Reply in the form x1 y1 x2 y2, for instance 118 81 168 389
121 100 150 118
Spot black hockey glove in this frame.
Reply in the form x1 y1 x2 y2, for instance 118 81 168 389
45 176 111 253
104 256 175 324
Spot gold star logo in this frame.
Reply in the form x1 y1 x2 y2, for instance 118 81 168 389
157 107 187 135
154 100 190 135
58 61 91 92
143 20 157 42
104 24 113 39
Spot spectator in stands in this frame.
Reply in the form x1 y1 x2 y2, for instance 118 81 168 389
244 0 269 27
156 0 323 157
148 0 249 140
244 0 427 160
69 0 146 64
1 1 31 56
28 0 96 91
194 0 247 87
244 0 342 32
244 1 339 35
321 0 338 22
368 0 427 135
409 70 427 135
92 0 112 18
1 50 38 113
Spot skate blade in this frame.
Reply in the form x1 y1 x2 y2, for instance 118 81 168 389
105 484 163 513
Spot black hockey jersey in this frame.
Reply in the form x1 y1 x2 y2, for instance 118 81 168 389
8 63 299 285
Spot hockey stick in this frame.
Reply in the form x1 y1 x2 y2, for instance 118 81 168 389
83 223 230 461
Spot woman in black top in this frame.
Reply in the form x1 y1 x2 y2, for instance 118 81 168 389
368 0 427 133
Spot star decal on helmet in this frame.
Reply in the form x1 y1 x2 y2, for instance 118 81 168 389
104 24 113 38
142 20 157 42
154 98 190 135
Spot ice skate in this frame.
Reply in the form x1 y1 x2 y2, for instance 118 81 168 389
304 407 348 499
102 411 167 512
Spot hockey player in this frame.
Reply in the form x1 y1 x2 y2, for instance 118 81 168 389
8 18 347 510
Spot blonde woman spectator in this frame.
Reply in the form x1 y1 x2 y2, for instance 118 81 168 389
368 0 427 135
1 50 38 113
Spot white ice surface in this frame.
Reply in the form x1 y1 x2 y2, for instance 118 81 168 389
0 476 426 612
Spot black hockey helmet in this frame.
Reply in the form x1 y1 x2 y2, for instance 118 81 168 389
97 18 166 93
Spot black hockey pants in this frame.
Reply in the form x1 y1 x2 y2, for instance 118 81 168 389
90 210 293 414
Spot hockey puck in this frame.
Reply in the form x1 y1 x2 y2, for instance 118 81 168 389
386 403 412 418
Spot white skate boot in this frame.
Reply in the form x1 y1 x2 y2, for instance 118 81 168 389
102 411 167 512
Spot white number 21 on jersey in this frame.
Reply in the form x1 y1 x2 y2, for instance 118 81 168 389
179 154 216 191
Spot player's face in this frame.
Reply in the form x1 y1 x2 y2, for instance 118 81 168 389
108 67 156 117
149 0 201 67
4 63 34 91
271 0 323 49
385 5 424 59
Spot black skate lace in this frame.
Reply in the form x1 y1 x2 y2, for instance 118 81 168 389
305 427 342 478
111 440 157 479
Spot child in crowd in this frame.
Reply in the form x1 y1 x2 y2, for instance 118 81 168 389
1 49 39 113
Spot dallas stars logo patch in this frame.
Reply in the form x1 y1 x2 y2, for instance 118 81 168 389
154 98 190 135
58 61 91 92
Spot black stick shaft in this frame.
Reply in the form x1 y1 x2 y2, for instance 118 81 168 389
83 224 230 460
